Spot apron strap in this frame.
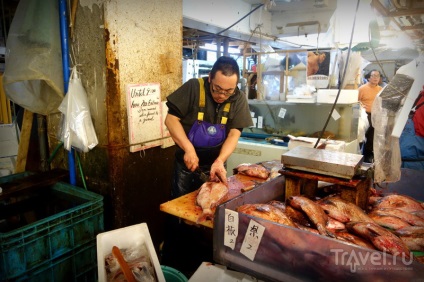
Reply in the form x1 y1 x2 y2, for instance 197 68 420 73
221 102 231 125
197 78 205 121
197 77 231 125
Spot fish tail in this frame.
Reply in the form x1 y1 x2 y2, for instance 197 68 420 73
318 225 335 238
197 209 213 224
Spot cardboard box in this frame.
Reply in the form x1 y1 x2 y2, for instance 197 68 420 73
97 223 165 282
317 89 358 104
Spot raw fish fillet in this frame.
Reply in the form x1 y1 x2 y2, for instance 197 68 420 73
196 181 228 223
235 163 270 179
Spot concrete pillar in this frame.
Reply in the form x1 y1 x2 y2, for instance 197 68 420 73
49 0 183 247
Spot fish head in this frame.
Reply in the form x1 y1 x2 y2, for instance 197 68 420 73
287 196 301 209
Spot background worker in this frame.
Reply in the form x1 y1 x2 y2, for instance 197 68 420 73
358 69 383 163
400 85 424 170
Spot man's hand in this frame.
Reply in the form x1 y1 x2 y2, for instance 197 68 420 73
184 150 199 172
165 114 199 171
210 159 227 185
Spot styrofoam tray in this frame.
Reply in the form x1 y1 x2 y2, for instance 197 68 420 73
317 89 358 104
96 223 165 282
189 262 263 282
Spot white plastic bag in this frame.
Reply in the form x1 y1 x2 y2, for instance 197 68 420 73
3 0 64 115
357 105 369 143
58 66 98 152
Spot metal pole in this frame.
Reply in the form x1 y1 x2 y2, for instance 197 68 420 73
59 0 76 185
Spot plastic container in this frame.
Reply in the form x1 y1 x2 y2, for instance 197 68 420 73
96 223 165 282
0 174 104 281
317 89 358 104
16 241 97 282
161 265 188 282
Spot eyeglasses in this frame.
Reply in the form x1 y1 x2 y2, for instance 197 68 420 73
211 83 235 97
370 74 380 78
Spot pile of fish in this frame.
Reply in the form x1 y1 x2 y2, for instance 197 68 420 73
104 246 156 281
196 162 283 223
236 192 424 262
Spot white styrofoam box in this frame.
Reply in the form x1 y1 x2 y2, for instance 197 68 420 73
287 136 346 152
97 223 165 282
286 95 317 103
0 123 19 158
317 89 358 104
345 139 360 155
189 262 264 282
0 157 16 175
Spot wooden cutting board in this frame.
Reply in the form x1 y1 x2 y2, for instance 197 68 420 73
160 174 268 228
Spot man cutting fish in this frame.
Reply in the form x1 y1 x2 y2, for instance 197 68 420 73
162 56 253 275
165 56 253 199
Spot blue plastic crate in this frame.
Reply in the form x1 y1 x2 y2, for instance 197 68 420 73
16 240 98 282
0 177 104 281
0 171 33 184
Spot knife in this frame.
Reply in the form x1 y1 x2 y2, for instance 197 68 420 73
196 168 209 182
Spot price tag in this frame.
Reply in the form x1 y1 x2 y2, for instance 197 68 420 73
240 219 265 261
278 108 287 119
224 209 239 250
331 109 341 121
251 117 257 128
257 116 263 128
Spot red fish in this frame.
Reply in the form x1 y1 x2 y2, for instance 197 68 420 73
374 194 424 213
287 195 335 238
335 231 375 250
317 195 374 223
235 163 270 179
370 208 424 227
196 181 228 223
394 226 424 252
237 203 297 227
346 221 411 258
368 214 411 230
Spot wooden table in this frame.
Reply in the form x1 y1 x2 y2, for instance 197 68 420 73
280 168 371 209
160 174 268 228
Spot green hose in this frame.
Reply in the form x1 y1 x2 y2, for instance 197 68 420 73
48 141 87 190
47 141 64 164
75 151 87 190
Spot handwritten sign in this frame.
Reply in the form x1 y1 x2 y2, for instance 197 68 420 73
224 209 239 250
126 83 162 152
240 219 265 261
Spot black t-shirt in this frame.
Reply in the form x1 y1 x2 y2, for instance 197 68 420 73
166 77 253 165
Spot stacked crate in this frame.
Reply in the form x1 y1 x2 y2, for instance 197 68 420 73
0 171 104 281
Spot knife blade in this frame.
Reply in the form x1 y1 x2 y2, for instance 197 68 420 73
196 168 209 182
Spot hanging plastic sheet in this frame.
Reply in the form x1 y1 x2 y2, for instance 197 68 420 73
372 74 414 183
2 0 64 115
58 66 98 153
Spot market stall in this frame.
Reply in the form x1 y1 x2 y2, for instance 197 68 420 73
159 152 424 281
